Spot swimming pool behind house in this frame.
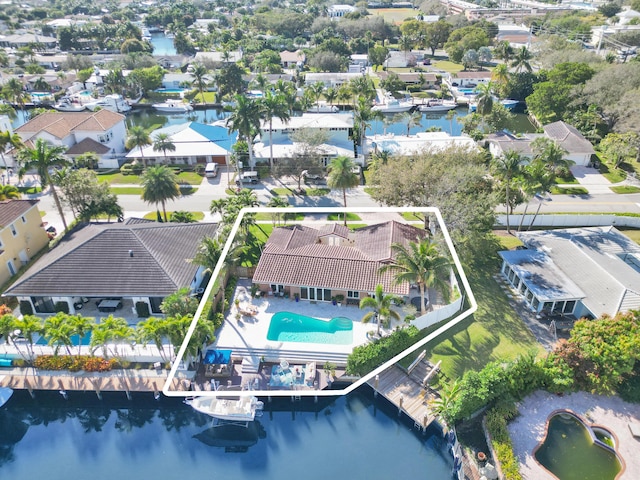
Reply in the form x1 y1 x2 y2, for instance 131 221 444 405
267 312 353 345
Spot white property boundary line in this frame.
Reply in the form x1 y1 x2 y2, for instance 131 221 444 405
163 206 477 398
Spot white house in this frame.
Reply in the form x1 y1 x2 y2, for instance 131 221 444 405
15 110 127 169
161 73 194 90
254 113 355 165
448 71 492 88
366 132 478 158
304 72 365 88
328 5 357 18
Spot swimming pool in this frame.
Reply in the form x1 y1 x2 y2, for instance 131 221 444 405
267 312 353 345
36 332 92 346
155 88 187 94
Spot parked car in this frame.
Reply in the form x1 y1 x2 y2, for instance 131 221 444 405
235 171 259 185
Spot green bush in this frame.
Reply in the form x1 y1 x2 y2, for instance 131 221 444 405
135 301 150 318
33 355 117 372
19 300 33 315
485 403 523 480
131 163 144 175
54 301 69 314
346 326 420 376
120 163 133 175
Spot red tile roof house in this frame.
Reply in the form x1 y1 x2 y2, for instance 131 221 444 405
252 221 430 305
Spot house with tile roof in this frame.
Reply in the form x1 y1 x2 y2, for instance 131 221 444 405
14 110 127 169
0 200 49 288
486 121 595 167
125 122 234 166
279 50 305 69
4 219 217 317
498 226 640 319
252 221 429 303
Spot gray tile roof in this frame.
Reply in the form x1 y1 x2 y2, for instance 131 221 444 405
543 121 595 155
0 200 40 228
252 221 429 295
5 220 218 297
512 226 640 317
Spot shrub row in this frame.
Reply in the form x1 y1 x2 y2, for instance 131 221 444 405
34 355 118 372
485 401 522 480
346 326 420 376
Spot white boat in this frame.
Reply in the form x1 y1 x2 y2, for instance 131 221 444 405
185 395 264 422
152 99 194 113
307 102 339 113
501 99 519 110
53 98 86 112
84 94 131 113
0 387 13 408
418 99 458 112
372 98 414 113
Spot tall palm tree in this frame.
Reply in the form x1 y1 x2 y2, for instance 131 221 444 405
531 137 571 176
136 316 171 362
0 184 20 200
226 95 262 168
259 91 290 169
2 78 27 122
267 196 289 225
327 156 359 224
511 46 533 73
474 81 494 116
141 165 181 222
126 126 151 167
190 63 210 104
17 138 69 230
399 34 413 61
359 283 401 336
324 87 338 107
492 150 524 234
493 41 514 64
491 64 510 98
152 132 176 164
349 76 375 104
337 84 352 111
353 96 381 155
308 82 325 110
43 312 74 355
379 237 452 316
13 314 43 362
68 313 93 356
397 110 422 137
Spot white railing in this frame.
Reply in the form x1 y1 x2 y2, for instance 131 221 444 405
411 296 464 330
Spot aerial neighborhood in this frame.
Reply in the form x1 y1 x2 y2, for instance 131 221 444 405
0 0 640 478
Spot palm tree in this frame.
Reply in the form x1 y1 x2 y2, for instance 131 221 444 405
2 78 27 122
267 196 289 225
260 91 290 169
491 63 510 98
397 111 422 137
33 77 50 92
0 185 20 200
531 137 571 176
0 314 15 346
353 96 381 155
44 312 74 355
308 82 325 110
337 84 352 111
327 156 359 224
136 316 171 362
141 165 181 222
13 314 43 362
492 150 524 234
511 46 532 73
429 379 462 425
445 109 457 135
324 87 338 107
152 133 176 164
474 81 494 116
17 138 69 230
349 76 375 103
190 63 210 104
226 95 262 168
125 126 151 167
68 313 93 355
399 34 413 61
493 41 514 64
379 237 452 316
359 284 401 336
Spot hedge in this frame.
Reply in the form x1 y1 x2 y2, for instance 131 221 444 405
346 326 420 376
34 355 118 372
485 402 522 480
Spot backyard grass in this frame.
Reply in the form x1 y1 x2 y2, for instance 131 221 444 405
550 186 589 195
369 7 416 24
494 232 524 250
400 212 427 223
142 211 205 221
432 60 465 74
243 224 275 266
192 92 217 103
98 171 203 185
610 185 640 194
17 185 42 194
327 213 361 221
271 187 330 196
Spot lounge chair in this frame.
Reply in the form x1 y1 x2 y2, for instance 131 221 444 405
305 362 316 386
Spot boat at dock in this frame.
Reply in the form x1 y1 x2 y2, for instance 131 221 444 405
307 102 339 113
185 395 264 422
53 97 86 112
418 99 458 112
84 94 131 113
372 98 414 113
152 99 194 113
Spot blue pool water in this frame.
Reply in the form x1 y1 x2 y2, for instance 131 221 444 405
0 389 453 479
155 88 186 94
36 332 91 346
267 312 353 344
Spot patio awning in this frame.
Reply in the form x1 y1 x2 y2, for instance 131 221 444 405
203 349 232 365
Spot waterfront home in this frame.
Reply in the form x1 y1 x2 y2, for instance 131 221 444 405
0 200 49 287
0 33 57 49
4 219 217 317
376 71 438 88
194 50 243 65
14 110 127 169
279 50 305 69
252 221 429 302
304 72 365 88
328 4 357 18
366 132 477 159
448 70 492 88
161 73 194 90
253 113 355 166
487 121 595 167
498 226 640 318
125 122 233 166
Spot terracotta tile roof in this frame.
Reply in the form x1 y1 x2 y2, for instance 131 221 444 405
253 221 428 296
0 199 40 228
5 220 218 297
65 137 110 155
15 110 125 140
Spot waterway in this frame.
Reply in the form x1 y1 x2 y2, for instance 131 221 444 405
150 33 177 56
0 388 453 479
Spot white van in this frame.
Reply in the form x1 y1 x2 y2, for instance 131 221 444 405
204 162 218 178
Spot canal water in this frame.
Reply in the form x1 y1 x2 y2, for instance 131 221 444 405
0 388 453 480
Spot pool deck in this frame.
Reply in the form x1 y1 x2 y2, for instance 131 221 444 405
507 390 640 479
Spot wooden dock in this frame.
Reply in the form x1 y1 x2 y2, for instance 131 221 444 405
367 358 440 431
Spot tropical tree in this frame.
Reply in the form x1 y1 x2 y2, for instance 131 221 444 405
429 379 463 425
379 237 452 316
152 132 176 164
511 46 533 73
359 284 401 336
353 96 381 154
190 63 210 103
170 211 196 223
226 95 261 168
0 185 20 200
492 150 524 234
90 315 133 358
125 126 151 167
493 40 514 64
160 287 199 318
136 316 171 362
307 81 325 109
13 315 44 362
68 313 93 355
267 196 290 226
259 91 290 169
141 165 181 222
2 78 27 121
475 81 494 116
17 139 70 230
491 64 510 98
43 312 74 355
531 137 571 175
327 156 360 223
396 111 422 137
324 87 338 107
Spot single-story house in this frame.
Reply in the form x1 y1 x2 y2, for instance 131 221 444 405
448 71 492 88
498 226 640 319
0 200 49 287
304 72 365 88
252 221 429 302
376 71 438 88
125 122 234 166
4 219 218 317
328 4 357 17
280 50 305 69
14 110 127 169
487 121 595 167
194 50 243 64
366 132 478 158
0 33 57 48
161 73 195 89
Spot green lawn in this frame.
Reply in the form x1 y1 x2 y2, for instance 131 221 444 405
400 212 427 223
17 185 42 194
550 186 589 195
142 211 205 221
327 213 361 221
192 92 217 103
555 173 579 184
243 224 275 266
369 7 416 24
597 159 627 183
432 60 465 74
98 171 203 185
270 187 330 196
254 212 305 221
610 185 640 194
110 187 143 195
494 232 524 250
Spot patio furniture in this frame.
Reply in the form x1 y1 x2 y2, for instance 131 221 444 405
98 299 121 313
